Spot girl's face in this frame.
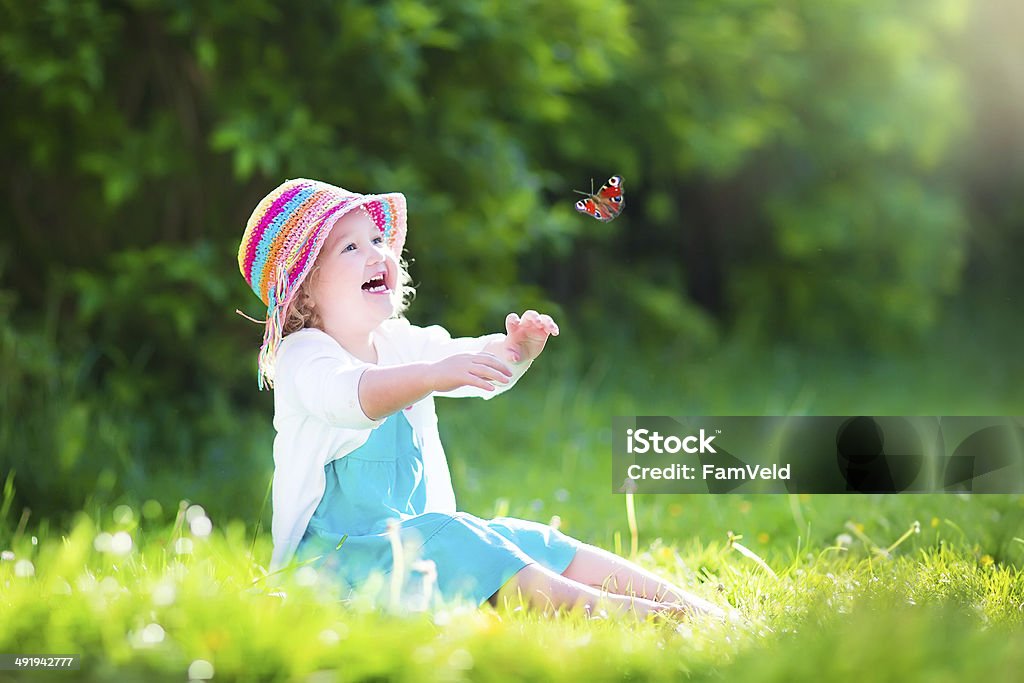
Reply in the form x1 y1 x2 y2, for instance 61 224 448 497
309 208 399 334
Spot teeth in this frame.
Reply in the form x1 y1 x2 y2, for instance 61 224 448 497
363 271 389 293
363 273 388 293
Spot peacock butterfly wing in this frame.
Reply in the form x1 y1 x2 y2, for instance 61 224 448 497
574 175 624 222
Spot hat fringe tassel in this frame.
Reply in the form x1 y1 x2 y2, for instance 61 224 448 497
234 309 265 325
255 265 291 390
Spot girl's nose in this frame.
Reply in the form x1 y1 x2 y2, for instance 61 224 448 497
370 241 389 263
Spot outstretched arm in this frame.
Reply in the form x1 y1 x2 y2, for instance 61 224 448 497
358 353 515 420
377 311 558 403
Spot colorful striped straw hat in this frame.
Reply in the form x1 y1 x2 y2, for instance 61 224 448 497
237 178 407 389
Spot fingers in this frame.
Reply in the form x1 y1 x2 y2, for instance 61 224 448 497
508 310 559 336
471 353 513 387
475 352 514 377
435 353 516 393
463 376 497 391
454 362 502 391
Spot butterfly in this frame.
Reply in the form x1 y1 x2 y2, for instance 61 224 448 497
573 175 625 222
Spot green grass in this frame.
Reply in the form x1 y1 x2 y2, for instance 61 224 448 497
2 499 1022 682
2 322 1024 681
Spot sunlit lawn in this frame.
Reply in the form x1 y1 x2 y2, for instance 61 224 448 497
3 486 1022 682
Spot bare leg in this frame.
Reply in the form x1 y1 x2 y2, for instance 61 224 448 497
561 543 725 618
488 562 688 621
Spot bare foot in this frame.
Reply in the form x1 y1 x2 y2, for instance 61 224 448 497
651 597 727 623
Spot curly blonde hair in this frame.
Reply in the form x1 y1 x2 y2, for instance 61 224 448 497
282 258 416 335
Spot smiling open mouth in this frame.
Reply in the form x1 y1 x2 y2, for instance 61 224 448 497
362 274 389 293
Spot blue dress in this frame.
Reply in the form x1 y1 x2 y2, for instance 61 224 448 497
294 410 580 608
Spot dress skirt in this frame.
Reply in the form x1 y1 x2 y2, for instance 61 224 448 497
294 411 580 608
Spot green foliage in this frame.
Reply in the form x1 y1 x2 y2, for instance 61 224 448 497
0 244 272 524
557 0 972 347
1 0 986 339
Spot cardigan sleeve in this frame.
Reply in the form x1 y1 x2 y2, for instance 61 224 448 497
274 330 383 429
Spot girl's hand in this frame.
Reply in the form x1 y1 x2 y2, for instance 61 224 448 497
504 310 559 363
427 353 514 393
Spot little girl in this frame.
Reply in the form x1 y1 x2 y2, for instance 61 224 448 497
238 178 724 620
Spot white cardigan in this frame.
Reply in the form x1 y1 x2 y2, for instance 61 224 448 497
268 318 532 573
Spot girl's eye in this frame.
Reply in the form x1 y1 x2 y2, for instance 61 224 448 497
372 236 384 245
342 243 356 253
